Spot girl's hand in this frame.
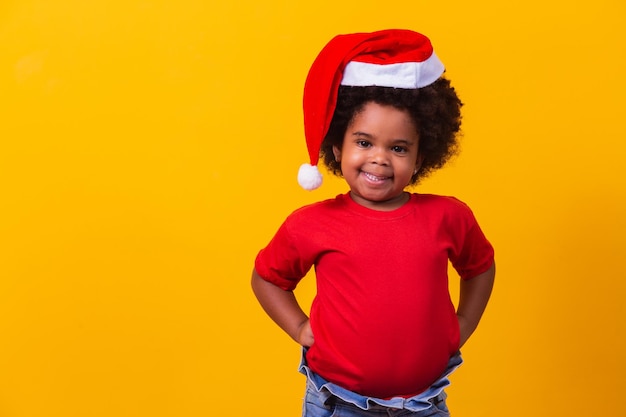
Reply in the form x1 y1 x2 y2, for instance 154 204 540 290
457 315 471 349
251 270 312 346
297 319 315 347
456 262 495 349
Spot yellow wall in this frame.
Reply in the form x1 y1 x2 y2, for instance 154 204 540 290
1 1 625 416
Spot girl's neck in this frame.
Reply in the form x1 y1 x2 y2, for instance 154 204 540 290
349 191 410 211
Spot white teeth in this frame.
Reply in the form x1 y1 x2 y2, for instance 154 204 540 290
363 172 388 181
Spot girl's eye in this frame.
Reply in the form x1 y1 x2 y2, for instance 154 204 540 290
356 140 371 148
391 146 408 153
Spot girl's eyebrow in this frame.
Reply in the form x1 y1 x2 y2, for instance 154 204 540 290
391 138 416 146
351 131 373 138
352 132 416 145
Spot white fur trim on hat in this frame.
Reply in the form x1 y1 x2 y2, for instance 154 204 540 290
341 52 444 88
297 163 323 190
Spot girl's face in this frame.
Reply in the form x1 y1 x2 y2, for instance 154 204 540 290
333 101 423 211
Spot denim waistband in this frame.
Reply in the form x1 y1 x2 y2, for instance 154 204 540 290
298 349 463 412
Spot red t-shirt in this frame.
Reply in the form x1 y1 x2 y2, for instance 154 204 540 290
255 193 494 398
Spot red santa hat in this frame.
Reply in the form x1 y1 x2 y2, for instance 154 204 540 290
297 29 445 190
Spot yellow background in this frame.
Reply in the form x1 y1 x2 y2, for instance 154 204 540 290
1 1 625 416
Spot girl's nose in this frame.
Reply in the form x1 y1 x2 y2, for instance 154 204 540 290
370 148 389 165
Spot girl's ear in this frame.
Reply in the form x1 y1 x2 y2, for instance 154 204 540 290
414 154 425 174
332 145 342 162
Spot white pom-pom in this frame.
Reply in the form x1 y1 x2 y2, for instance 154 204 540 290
297 163 323 190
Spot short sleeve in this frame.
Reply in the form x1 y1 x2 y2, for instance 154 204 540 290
448 201 495 280
254 217 316 291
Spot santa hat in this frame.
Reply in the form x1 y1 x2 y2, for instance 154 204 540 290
297 29 445 190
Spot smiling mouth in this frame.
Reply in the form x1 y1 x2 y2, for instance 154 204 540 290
362 171 391 182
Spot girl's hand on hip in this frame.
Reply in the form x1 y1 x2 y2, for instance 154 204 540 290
297 319 315 347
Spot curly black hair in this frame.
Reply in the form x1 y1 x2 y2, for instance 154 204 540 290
320 77 463 185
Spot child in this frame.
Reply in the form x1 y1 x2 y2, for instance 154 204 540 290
252 29 495 416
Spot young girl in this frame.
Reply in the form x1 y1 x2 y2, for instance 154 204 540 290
252 29 495 416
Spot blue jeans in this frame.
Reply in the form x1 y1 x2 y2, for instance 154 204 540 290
299 350 463 417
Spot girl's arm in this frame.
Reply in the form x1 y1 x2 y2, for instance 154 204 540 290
456 262 496 348
251 269 314 347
